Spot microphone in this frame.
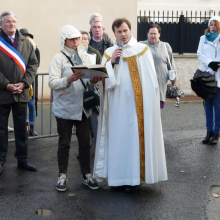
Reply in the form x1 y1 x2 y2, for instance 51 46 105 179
115 42 123 65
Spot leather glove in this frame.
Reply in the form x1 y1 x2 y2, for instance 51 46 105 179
208 62 220 72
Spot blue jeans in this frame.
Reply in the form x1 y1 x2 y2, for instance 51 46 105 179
27 98 36 125
205 88 220 134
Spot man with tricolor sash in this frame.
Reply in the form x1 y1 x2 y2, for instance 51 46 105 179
93 18 168 192
0 11 38 175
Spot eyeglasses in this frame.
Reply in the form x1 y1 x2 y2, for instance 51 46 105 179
3 20 17 24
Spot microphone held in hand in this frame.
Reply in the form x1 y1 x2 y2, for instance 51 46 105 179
115 42 123 65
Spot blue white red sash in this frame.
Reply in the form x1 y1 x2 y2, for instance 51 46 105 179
0 36 27 74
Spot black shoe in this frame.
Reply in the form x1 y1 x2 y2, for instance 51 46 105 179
209 133 219 145
83 174 99 189
18 162 37 171
0 164 3 175
202 131 214 144
124 185 139 193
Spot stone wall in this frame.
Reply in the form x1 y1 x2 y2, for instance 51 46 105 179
174 55 200 96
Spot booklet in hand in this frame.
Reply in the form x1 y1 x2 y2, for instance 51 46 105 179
71 65 109 78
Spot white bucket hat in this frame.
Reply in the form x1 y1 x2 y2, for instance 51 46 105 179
208 16 220 26
60 25 81 50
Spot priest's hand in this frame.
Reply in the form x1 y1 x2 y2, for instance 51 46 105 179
111 48 122 64
68 71 84 83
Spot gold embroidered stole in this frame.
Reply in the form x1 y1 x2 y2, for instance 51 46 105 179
104 46 149 181
103 55 111 92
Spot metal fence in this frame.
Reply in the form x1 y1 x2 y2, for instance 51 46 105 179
9 73 58 142
137 11 220 54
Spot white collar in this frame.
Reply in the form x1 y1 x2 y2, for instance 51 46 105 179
8 34 15 39
114 36 136 48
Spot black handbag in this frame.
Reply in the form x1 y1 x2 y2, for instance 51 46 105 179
80 79 100 110
190 69 217 100
61 51 100 110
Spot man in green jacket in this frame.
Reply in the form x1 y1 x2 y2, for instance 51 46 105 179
0 11 38 175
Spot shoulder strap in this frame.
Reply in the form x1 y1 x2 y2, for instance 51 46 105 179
163 43 172 70
61 51 86 89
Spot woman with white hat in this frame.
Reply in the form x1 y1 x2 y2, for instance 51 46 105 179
48 25 101 192
197 16 220 145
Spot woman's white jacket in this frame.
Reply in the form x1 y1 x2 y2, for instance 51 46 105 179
197 34 220 87
48 48 91 120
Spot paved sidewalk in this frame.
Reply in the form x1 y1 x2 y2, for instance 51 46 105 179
2 102 220 220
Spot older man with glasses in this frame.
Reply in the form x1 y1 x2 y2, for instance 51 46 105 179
0 11 38 175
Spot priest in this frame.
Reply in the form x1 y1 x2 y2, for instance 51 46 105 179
93 18 168 192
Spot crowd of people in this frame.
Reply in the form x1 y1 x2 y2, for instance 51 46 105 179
0 10 220 193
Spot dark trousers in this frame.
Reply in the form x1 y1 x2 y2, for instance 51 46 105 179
56 114 91 175
0 103 28 165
